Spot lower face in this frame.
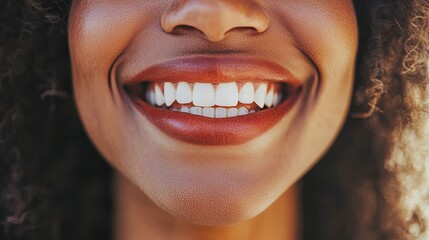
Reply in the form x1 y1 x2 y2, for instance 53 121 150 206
69 0 358 225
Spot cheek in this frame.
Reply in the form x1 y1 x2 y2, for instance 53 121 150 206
68 2 133 171
68 0 160 167
272 0 357 171
68 1 144 75
272 0 358 68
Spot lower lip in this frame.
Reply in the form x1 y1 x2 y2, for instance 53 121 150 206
127 87 302 145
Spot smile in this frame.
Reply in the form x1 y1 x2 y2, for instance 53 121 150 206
122 55 304 145
131 81 285 117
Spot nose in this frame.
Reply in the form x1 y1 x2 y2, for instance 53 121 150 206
161 0 269 42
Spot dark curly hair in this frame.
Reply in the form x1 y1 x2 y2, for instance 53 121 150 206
0 1 111 239
1 0 429 239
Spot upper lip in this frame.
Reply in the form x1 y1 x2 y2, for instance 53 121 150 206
121 55 303 86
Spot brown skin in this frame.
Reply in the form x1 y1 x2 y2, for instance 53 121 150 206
115 173 301 240
68 0 357 239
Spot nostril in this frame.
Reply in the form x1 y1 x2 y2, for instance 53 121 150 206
161 0 269 42
168 24 210 40
172 25 259 36
171 24 200 34
165 21 266 42
224 26 263 37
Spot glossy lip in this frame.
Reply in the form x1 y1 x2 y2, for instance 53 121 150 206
122 55 304 145
123 55 303 86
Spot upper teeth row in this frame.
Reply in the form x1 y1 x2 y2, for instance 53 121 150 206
146 82 282 108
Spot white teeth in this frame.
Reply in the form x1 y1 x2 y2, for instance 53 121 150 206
146 89 155 105
227 108 238 117
144 82 284 116
176 82 192 104
193 83 215 107
180 106 190 113
239 83 255 104
265 87 274 107
164 82 176 106
187 107 243 118
238 107 249 116
273 93 282 107
150 89 156 105
203 107 215 118
190 107 203 115
215 108 227 118
254 83 267 108
154 84 165 106
216 82 239 107
273 93 278 107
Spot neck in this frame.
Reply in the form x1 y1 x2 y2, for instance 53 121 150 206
114 172 301 240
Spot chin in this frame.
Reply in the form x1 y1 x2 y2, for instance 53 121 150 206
158 187 276 226
133 163 286 226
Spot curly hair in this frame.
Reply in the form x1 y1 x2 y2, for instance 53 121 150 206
1 0 429 239
304 0 429 239
0 0 112 239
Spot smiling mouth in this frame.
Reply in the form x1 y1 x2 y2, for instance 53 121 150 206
122 55 304 145
127 81 289 118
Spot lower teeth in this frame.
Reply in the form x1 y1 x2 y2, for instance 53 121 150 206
168 106 261 118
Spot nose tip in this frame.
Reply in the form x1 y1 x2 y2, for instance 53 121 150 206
161 0 269 42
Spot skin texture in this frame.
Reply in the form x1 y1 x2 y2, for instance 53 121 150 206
115 172 301 240
68 0 358 239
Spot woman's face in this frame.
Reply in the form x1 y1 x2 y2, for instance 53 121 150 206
69 0 357 225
